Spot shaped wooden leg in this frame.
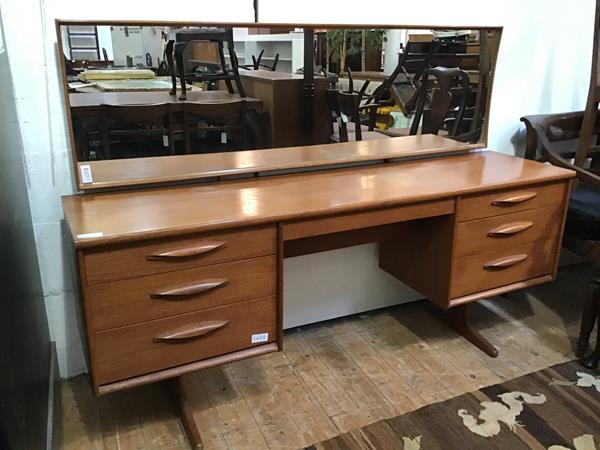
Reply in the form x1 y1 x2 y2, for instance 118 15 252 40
443 304 499 358
173 376 203 449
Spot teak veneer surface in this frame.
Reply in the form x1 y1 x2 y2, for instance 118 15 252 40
450 238 556 298
83 225 276 284
63 151 574 249
453 205 562 258
86 255 277 331
456 181 567 221
76 134 472 189
91 296 277 385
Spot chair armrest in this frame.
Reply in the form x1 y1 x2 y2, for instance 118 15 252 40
357 102 385 112
520 111 586 161
534 124 600 186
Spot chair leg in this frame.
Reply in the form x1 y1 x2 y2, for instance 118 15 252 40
579 268 600 369
218 42 235 94
175 42 188 101
166 40 176 96
228 40 246 98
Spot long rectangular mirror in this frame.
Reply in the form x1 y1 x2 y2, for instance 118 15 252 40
57 21 501 190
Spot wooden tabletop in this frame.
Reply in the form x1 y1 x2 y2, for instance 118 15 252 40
76 134 476 190
239 70 325 82
69 90 263 109
63 151 575 249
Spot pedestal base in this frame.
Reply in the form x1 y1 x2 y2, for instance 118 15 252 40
442 304 499 358
172 376 203 449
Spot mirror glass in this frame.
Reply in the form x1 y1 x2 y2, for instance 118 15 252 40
60 23 500 163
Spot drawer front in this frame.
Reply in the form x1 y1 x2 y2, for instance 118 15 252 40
453 205 562 259
86 255 276 331
457 182 566 222
92 296 276 385
84 225 276 284
450 239 556 298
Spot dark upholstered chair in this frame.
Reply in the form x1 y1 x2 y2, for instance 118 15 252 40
521 111 600 369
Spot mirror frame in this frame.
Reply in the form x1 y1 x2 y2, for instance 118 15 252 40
56 20 502 191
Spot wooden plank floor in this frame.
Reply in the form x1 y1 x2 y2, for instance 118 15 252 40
59 264 592 450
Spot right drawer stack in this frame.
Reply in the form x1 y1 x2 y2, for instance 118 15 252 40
450 182 567 299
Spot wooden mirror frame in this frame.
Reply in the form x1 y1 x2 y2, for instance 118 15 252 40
56 20 502 191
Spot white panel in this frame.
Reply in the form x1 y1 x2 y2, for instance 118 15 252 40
284 244 421 329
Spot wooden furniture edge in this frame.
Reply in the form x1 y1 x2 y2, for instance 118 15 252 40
76 140 480 191
447 274 554 308
56 18 502 189
95 342 278 395
64 174 576 250
56 19 503 31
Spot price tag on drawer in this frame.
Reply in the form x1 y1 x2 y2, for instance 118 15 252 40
251 333 269 344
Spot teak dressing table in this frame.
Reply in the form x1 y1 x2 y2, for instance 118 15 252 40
63 140 574 449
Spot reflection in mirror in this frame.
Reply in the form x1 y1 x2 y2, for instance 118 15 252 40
61 24 499 163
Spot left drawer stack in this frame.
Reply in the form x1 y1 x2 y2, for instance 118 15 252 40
79 225 278 387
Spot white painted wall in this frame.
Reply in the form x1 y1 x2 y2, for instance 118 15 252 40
0 0 594 378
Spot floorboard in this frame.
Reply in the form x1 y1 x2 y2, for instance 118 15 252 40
59 264 593 450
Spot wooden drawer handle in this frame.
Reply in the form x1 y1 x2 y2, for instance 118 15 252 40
483 254 528 270
146 241 226 261
153 320 229 343
487 221 533 237
150 279 228 300
491 192 537 206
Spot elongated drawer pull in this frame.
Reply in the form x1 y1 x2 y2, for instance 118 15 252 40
483 254 528 270
153 320 229 343
146 241 226 261
150 279 228 300
491 192 537 206
487 221 534 237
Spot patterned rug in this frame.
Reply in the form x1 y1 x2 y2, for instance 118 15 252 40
305 361 600 450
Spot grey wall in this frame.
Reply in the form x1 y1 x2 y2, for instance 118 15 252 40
0 10 53 450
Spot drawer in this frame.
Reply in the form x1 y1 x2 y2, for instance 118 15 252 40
86 255 276 331
453 205 562 259
457 182 566 222
84 225 276 284
450 239 556 298
283 199 455 241
91 296 276 385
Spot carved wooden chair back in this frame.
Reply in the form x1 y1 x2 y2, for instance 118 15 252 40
100 103 174 159
182 100 247 153
410 66 471 136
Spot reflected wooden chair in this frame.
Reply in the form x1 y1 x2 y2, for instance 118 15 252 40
240 49 281 71
166 27 245 100
335 92 390 142
326 88 365 143
183 100 248 154
100 103 175 160
521 111 600 369
384 66 471 138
